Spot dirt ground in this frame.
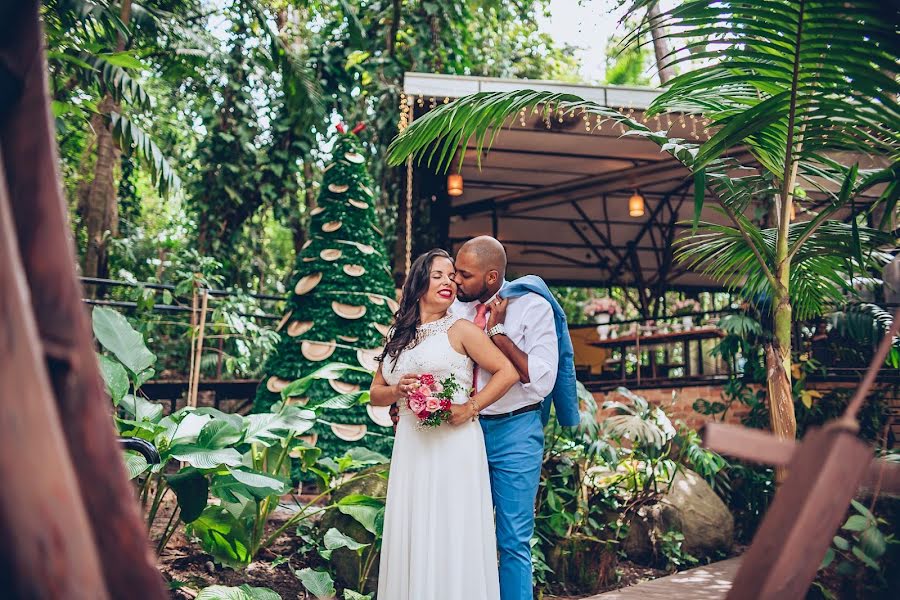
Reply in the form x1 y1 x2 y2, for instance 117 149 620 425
152 495 677 599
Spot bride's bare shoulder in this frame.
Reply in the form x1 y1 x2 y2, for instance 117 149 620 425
444 316 479 353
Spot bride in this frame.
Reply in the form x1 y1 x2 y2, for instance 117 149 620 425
370 248 518 600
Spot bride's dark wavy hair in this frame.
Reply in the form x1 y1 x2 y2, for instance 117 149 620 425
377 248 453 370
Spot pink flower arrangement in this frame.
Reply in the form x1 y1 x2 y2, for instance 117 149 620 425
583 297 622 319
408 373 460 428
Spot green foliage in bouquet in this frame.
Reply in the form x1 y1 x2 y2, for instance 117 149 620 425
254 128 396 461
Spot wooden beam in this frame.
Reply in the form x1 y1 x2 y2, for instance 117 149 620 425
0 3 166 597
0 141 110 600
726 425 872 599
607 180 693 284
453 159 696 217
703 422 900 497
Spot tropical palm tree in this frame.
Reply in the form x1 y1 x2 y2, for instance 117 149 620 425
387 0 900 441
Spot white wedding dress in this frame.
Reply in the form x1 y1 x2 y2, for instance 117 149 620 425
377 314 500 600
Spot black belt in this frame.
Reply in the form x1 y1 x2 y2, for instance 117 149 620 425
479 401 542 421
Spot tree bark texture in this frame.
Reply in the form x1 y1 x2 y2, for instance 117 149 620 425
80 0 131 285
646 3 675 85
81 93 121 284
0 2 166 597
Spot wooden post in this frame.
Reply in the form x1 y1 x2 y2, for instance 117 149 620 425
0 147 110 599
186 278 199 407
188 288 209 408
0 3 166 597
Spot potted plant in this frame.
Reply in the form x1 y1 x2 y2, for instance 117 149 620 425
671 299 701 330
584 298 622 340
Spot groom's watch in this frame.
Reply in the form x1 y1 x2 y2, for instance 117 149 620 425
487 324 507 338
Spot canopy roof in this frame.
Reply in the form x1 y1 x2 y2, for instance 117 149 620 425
403 72 886 289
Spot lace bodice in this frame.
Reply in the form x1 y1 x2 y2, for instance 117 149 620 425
381 314 473 409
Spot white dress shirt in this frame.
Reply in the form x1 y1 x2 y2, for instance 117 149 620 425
450 287 559 415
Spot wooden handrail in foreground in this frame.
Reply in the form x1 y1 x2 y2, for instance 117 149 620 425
0 2 166 597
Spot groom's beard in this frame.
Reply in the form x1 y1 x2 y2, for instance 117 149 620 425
457 281 488 303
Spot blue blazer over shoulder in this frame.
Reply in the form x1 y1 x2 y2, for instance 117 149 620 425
500 276 580 427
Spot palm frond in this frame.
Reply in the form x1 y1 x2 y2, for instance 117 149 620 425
83 54 152 110
630 0 900 177
387 90 657 172
717 314 763 338
676 219 895 319
110 112 180 196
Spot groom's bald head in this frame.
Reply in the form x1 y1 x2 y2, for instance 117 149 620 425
458 236 507 278
454 236 507 302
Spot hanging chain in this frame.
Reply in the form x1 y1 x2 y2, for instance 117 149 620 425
397 94 415 277
405 155 413 276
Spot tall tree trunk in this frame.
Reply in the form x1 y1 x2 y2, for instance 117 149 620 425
646 3 675 85
767 151 800 449
80 0 132 289
81 94 120 285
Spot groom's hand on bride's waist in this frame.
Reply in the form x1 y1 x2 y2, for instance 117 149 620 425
448 402 477 426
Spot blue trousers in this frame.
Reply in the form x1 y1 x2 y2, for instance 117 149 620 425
480 410 543 600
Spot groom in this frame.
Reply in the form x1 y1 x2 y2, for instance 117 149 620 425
449 236 580 600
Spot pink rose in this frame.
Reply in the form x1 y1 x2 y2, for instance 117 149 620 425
419 374 436 387
425 397 441 412
417 384 432 397
408 394 426 414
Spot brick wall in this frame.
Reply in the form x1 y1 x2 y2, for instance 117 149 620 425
593 380 898 436
592 384 756 430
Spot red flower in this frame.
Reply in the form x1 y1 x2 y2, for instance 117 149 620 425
419 373 436 387
440 399 451 410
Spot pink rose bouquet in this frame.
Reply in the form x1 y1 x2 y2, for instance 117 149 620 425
408 373 461 429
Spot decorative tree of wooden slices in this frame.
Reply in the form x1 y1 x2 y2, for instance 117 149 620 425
254 125 397 462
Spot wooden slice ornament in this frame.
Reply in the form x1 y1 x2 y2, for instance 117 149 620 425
344 152 365 164
302 257 316 262
332 301 367 319
373 323 391 337
386 298 400 313
356 242 375 254
323 162 335 172
348 199 368 210
310 206 325 216
331 423 367 441
287 321 313 337
367 404 394 428
367 294 385 305
360 185 374 197
322 221 342 233
302 239 312 250
290 433 318 455
343 264 365 277
275 310 292 332
320 249 342 261
328 183 349 193
329 380 360 394
337 335 359 343
357 347 382 372
372 224 383 235
301 339 336 361
294 272 322 295
266 376 291 393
